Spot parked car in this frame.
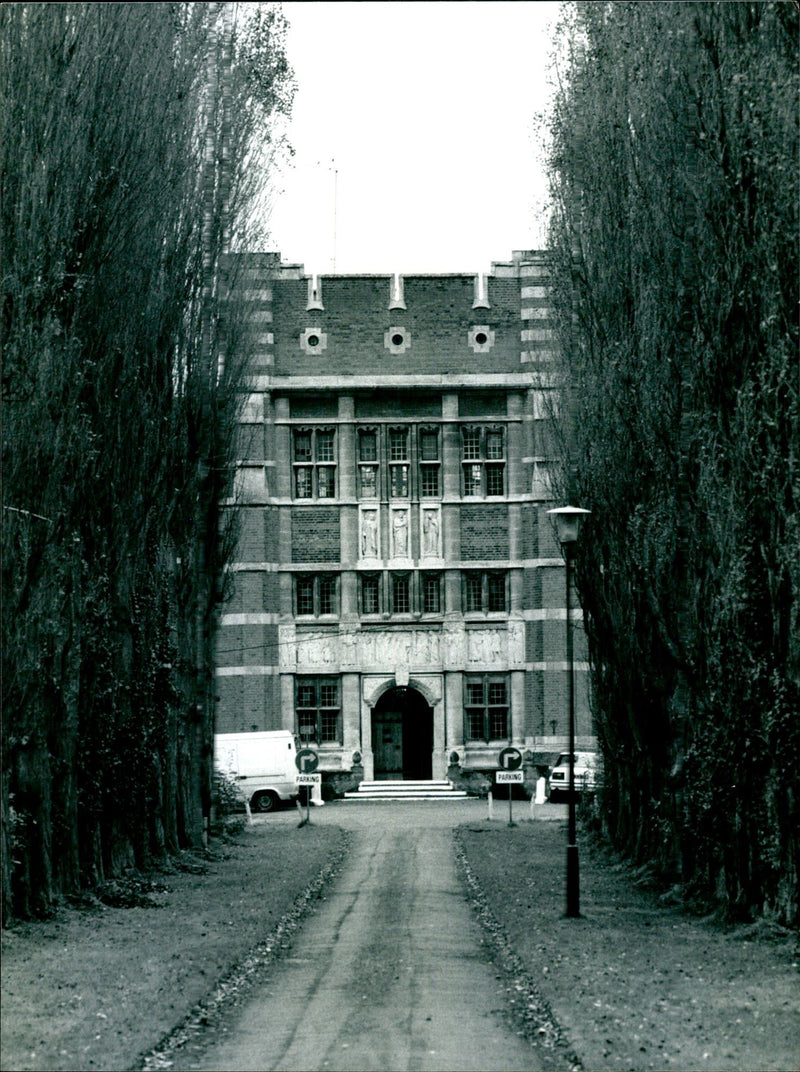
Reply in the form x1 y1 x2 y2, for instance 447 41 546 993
548 751 601 800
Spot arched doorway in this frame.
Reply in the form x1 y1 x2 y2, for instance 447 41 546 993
372 686 433 780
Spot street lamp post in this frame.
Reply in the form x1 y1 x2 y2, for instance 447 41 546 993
547 505 590 918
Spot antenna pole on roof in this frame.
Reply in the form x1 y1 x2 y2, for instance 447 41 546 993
332 160 338 273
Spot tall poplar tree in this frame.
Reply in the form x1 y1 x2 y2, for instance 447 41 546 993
546 1 798 922
1 3 293 919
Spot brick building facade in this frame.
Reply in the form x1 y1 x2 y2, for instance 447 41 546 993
215 250 594 795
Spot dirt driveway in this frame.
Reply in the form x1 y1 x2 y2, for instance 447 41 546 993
183 806 555 1071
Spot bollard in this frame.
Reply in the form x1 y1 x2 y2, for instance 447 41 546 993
488 790 494 820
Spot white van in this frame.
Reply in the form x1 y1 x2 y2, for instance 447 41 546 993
214 730 298 813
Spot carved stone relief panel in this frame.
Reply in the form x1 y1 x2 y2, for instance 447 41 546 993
410 630 440 664
443 623 465 667
294 633 337 667
340 627 358 669
289 625 514 672
466 629 505 665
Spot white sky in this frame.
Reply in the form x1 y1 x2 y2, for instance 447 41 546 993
265 1 562 276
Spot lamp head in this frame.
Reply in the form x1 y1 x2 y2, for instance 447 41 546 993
547 505 591 546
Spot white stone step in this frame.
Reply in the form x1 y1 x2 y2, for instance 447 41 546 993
343 779 468 801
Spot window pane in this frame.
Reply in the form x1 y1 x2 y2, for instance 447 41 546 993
316 431 334 461
298 713 317 742
420 430 439 461
359 466 377 497
389 429 408 460
486 464 504 496
296 577 315 614
297 683 316 707
466 681 484 705
318 576 336 614
422 574 440 613
319 682 338 707
487 574 506 612
465 573 483 612
488 681 507 705
463 428 481 459
359 431 377 461
362 575 379 613
390 464 409 497
486 431 504 459
319 710 338 742
420 466 439 497
294 431 312 461
297 578 315 614
489 708 508 739
317 467 335 498
392 575 410 613
295 467 312 498
466 709 484 740
463 464 481 496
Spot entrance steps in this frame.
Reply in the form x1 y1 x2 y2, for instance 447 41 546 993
343 779 468 801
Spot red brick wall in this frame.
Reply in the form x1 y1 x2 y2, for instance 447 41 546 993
272 273 523 376
460 504 510 559
291 506 340 562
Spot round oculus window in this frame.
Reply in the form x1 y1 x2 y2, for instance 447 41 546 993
307 333 320 347
392 333 404 347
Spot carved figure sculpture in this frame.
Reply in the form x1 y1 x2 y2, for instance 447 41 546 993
362 510 378 557
422 510 439 556
392 510 409 556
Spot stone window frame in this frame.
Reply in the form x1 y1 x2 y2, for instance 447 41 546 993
464 673 510 743
418 425 442 499
461 424 506 499
293 572 338 618
292 426 337 500
359 572 382 616
421 571 442 615
356 423 442 501
462 569 508 616
390 571 412 615
357 570 444 619
296 676 341 744
357 426 380 499
388 425 410 499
